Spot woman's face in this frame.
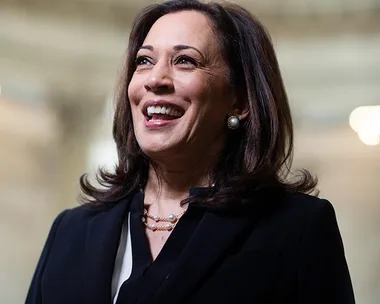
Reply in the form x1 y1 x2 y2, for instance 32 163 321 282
128 10 235 161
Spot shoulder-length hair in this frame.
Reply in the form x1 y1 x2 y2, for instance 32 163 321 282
80 0 317 207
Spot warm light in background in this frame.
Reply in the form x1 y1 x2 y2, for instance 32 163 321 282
349 106 380 146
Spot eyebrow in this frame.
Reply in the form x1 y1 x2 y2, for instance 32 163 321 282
139 44 204 58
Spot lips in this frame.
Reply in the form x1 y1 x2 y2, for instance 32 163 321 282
142 100 185 121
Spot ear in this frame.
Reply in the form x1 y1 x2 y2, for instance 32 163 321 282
230 95 249 121
231 107 249 121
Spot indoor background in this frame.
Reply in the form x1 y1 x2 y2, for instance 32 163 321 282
0 0 379 303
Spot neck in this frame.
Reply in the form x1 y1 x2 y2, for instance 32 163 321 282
146 161 212 199
143 154 216 214
142 132 227 214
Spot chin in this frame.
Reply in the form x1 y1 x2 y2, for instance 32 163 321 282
138 139 182 159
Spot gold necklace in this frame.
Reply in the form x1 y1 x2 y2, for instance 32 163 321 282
142 209 186 231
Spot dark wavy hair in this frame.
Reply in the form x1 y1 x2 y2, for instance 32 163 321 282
80 0 317 207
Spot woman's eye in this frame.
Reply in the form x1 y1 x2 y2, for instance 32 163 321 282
135 56 152 66
175 56 197 66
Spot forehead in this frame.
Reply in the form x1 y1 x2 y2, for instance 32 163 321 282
143 10 218 50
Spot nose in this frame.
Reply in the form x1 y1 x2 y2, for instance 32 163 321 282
144 62 174 93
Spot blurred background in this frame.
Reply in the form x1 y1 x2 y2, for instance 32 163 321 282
0 0 379 303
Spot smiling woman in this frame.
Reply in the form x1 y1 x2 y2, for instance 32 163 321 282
129 10 235 164
26 1 355 303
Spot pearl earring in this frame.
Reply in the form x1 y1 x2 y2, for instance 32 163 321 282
227 115 240 130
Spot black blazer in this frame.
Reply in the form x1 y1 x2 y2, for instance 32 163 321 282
26 192 355 304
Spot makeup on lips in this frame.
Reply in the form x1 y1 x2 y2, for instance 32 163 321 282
143 101 185 128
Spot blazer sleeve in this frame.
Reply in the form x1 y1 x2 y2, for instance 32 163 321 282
297 200 355 304
25 210 68 304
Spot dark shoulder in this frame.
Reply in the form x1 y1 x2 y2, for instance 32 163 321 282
246 191 337 232
62 203 109 221
260 191 338 234
242 192 339 251
51 202 118 235
279 192 335 219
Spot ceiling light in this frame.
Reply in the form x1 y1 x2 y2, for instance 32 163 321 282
349 106 380 146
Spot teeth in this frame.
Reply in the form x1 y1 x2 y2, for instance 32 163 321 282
147 106 155 116
147 106 182 118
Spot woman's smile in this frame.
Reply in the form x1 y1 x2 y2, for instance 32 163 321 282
142 100 185 129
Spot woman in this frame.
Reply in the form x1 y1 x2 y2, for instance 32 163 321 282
26 0 355 303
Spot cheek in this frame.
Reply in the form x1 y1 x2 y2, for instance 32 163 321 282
127 76 142 105
127 83 136 103
179 76 215 108
177 76 204 94
198 78 231 113
127 86 141 124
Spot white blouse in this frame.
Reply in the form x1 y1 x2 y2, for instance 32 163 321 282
111 213 133 303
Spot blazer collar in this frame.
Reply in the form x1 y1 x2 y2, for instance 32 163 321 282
80 188 274 304
82 195 133 304
153 204 258 304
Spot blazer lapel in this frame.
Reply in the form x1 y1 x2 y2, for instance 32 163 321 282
82 196 132 304
154 206 257 304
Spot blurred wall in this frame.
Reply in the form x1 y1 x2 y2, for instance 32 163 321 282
0 0 379 303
